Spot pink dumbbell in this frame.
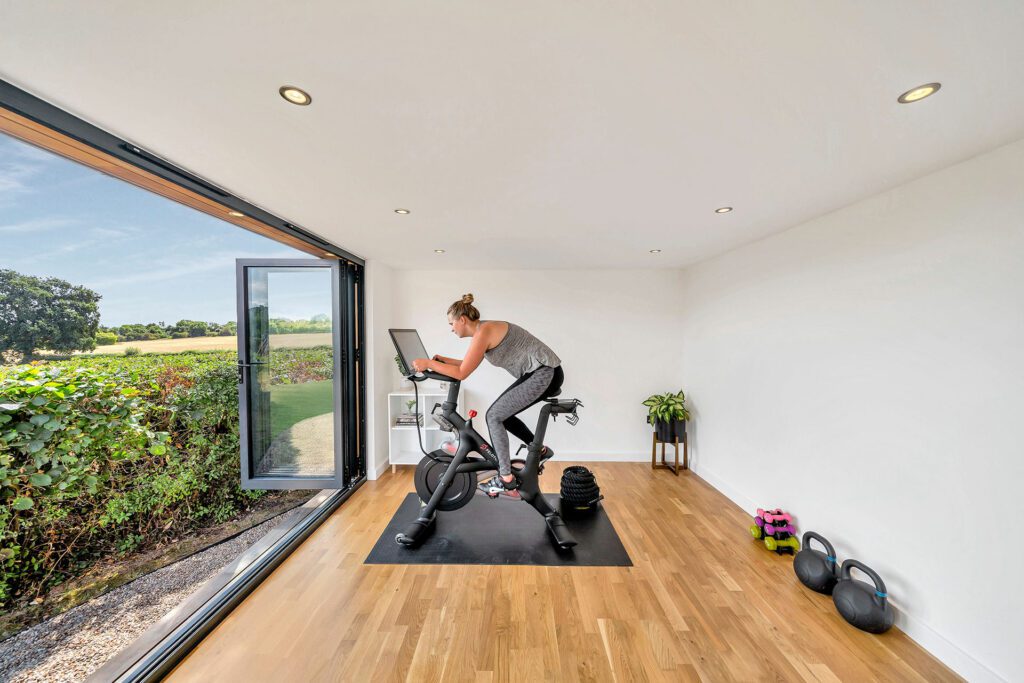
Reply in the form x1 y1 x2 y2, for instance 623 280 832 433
757 508 793 525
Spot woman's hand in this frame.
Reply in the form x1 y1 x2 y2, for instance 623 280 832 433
412 358 430 372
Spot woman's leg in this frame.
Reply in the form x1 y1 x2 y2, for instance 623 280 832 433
485 366 556 476
500 365 564 444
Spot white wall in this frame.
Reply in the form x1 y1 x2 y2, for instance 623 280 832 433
364 259 395 480
389 269 685 461
678 138 1024 683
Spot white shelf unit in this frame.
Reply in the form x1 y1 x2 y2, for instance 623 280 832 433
388 385 463 473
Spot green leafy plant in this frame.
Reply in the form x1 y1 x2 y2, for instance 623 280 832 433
123 346 142 356
395 354 408 375
95 331 118 346
642 390 689 425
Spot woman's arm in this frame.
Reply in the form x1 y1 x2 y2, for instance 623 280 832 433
414 326 491 380
432 354 462 365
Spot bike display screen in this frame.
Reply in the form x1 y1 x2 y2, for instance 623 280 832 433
389 329 430 375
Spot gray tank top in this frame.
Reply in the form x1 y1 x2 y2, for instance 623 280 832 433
483 321 561 378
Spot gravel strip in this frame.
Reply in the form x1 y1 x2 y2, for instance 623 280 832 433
0 515 282 683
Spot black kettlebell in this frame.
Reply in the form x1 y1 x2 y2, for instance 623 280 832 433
793 532 839 594
832 559 894 634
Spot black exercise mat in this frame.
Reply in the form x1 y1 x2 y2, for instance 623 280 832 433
365 493 632 567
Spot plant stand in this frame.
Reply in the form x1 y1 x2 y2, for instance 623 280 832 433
651 431 687 475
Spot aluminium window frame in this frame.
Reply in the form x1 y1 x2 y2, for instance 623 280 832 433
0 78 367 681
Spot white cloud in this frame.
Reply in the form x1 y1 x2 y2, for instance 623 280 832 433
89 249 302 288
0 138 54 206
0 217 79 234
89 226 142 239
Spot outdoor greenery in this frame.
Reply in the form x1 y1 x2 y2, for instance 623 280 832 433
99 316 329 343
0 268 330 362
266 314 331 335
269 381 333 439
0 347 331 609
103 320 237 342
0 269 101 358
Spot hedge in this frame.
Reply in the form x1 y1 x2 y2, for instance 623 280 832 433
0 348 331 608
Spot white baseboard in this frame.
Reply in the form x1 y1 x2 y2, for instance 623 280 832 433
688 463 760 516
691 464 1006 683
552 450 649 462
369 451 649 479
896 610 1006 683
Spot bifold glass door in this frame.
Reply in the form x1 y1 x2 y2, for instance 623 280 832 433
236 259 363 489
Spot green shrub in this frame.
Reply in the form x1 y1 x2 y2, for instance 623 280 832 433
123 346 141 356
0 353 246 607
95 331 118 346
0 347 332 608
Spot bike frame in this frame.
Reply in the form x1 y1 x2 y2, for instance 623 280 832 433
401 370 577 548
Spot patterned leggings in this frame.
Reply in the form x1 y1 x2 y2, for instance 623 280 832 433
486 365 564 476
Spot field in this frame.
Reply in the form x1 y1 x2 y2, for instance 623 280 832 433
75 333 333 355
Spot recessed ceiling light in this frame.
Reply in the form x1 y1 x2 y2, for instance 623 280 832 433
434 249 446 254
279 86 312 106
898 82 941 104
394 208 411 214
715 207 733 214
649 249 662 254
227 211 244 218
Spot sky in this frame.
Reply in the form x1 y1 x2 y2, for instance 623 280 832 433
0 132 316 327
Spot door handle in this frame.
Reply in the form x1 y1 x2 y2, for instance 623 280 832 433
236 361 268 384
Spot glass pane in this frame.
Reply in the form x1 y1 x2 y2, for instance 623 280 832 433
246 266 336 478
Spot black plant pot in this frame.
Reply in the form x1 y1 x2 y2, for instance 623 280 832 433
654 419 686 443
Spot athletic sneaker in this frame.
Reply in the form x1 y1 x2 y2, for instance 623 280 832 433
478 475 521 499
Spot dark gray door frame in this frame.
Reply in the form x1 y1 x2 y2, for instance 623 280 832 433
235 258 348 489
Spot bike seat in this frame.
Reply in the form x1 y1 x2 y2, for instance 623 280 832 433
545 397 583 413
545 388 562 398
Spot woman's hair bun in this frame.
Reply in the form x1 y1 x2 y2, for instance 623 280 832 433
461 293 474 304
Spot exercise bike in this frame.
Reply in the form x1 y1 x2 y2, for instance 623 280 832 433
397 369 583 550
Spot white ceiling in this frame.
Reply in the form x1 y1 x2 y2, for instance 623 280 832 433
2 2 1023 269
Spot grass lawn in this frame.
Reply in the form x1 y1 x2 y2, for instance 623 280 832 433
269 379 334 439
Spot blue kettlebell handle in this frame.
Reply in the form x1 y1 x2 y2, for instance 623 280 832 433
840 559 889 605
801 531 837 565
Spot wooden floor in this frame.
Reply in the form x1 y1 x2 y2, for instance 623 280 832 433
166 464 958 682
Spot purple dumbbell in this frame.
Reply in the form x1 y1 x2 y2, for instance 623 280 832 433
765 522 796 536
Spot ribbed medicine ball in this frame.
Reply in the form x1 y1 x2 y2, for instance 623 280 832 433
559 466 603 516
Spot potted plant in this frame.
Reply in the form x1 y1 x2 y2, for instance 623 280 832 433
396 354 413 389
642 390 689 442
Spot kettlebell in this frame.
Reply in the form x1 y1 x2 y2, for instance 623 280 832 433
832 559 894 634
793 532 839 594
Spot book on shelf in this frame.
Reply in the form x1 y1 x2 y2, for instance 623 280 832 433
394 412 423 426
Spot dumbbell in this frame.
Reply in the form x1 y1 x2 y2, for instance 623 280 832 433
764 536 800 554
765 522 796 536
757 508 793 525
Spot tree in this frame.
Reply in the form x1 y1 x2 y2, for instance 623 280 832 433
117 324 147 341
0 269 101 357
172 320 209 338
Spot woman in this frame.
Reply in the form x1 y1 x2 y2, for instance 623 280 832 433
411 293 563 497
